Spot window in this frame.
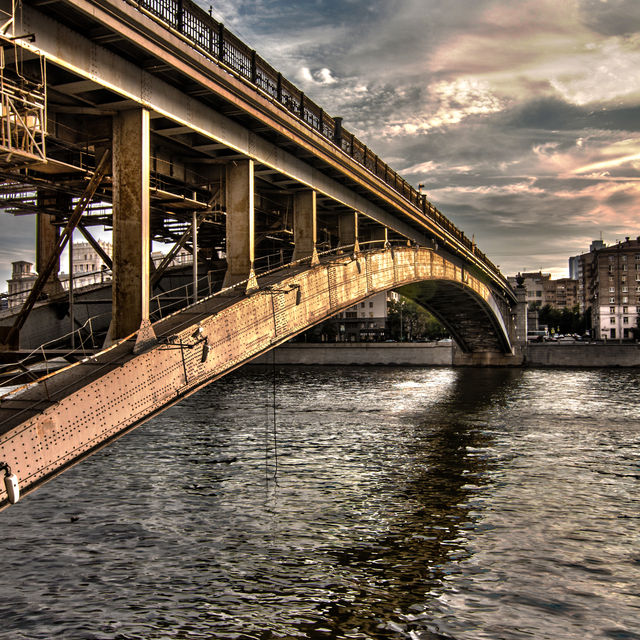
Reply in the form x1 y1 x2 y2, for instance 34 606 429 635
623 306 628 313
623 296 629 303
611 317 616 324
369 301 374 308
608 265 614 272
536 291 542 297
610 306 616 313
622 255 627 262
623 286 628 293
623 317 629 324
610 297 616 303
623 265 628 271
609 256 615 262
360 302 365 308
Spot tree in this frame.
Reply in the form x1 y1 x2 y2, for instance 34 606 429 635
538 303 588 335
387 296 448 341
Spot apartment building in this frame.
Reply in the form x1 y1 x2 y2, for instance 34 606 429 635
507 272 577 310
578 237 640 340
333 291 394 341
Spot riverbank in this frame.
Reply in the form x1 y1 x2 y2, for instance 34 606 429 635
251 342 640 367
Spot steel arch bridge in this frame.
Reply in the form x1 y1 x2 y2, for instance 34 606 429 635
0 0 526 508
0 244 524 509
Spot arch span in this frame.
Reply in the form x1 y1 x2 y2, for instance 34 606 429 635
0 245 516 508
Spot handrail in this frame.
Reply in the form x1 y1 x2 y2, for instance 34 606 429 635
0 312 110 391
121 0 507 287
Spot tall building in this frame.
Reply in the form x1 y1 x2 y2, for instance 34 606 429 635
65 241 113 288
6 261 37 309
578 237 640 339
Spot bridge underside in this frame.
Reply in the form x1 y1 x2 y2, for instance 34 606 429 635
0 245 518 509
398 281 512 353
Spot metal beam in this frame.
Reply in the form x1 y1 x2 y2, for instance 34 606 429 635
19 4 428 246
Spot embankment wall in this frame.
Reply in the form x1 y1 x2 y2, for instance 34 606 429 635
251 342 640 367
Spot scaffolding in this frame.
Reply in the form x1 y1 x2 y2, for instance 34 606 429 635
0 1 46 167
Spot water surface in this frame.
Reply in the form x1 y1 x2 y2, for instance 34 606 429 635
0 366 638 639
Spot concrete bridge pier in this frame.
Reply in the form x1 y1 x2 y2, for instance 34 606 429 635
292 189 319 265
338 211 360 253
111 108 155 350
35 191 67 298
222 159 258 292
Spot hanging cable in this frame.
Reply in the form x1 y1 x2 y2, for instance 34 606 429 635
271 348 279 484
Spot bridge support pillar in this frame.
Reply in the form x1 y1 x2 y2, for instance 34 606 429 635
338 212 359 253
512 283 528 357
369 226 388 246
292 189 319 265
36 191 68 298
223 159 258 291
111 108 155 349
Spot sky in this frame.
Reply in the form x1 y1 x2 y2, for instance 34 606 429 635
203 0 640 277
2 0 640 288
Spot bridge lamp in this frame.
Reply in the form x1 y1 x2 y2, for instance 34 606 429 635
263 284 302 305
190 326 211 362
1 462 19 505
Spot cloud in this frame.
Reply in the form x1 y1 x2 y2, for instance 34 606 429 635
295 66 337 86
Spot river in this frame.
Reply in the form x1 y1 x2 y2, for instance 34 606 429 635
0 366 638 639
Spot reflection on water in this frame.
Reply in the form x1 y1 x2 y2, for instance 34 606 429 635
0 366 638 639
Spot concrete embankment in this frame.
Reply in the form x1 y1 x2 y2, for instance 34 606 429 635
526 342 640 367
252 342 453 366
251 342 640 367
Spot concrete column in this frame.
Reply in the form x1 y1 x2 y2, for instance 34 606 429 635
35 191 66 298
292 189 319 264
112 108 154 347
513 284 528 348
338 211 359 253
223 159 257 291
369 226 388 246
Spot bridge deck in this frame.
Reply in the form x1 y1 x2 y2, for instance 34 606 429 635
0 265 306 438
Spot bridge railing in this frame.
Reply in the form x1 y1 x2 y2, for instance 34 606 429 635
126 0 504 283
0 313 109 393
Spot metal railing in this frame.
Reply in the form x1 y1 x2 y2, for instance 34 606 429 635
125 0 503 281
0 313 109 392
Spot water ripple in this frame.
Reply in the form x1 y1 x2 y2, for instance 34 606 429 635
0 366 638 639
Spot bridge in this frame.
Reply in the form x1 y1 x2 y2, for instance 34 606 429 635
0 0 526 509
